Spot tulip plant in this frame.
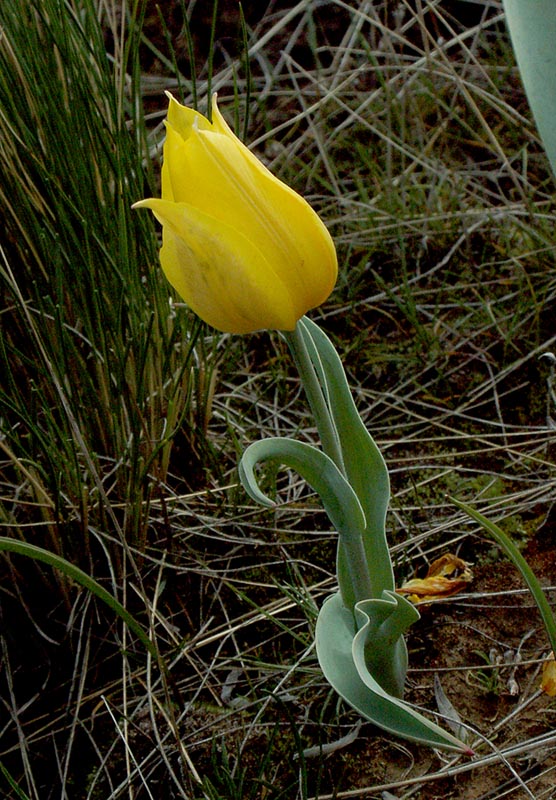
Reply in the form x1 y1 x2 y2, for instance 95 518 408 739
135 95 470 753
241 317 469 752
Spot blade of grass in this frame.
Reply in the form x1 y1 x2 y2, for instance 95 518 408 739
452 497 556 655
0 537 157 659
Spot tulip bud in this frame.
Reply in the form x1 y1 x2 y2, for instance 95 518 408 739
134 94 337 333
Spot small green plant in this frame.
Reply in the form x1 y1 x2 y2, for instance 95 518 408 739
467 649 502 696
134 85 474 751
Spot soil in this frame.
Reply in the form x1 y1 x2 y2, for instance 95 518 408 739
167 526 556 800
325 534 556 799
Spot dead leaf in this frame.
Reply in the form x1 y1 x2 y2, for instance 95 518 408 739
397 553 473 604
433 673 468 742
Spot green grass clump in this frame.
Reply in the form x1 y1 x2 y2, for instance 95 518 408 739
0 0 217 564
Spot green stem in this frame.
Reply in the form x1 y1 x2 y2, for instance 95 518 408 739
283 321 374 607
283 321 345 475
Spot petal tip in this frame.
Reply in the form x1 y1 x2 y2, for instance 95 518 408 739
131 199 152 211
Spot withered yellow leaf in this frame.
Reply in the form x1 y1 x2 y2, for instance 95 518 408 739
397 554 473 604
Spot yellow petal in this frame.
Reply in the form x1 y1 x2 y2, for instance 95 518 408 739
135 197 298 333
166 93 213 136
541 653 556 696
161 96 214 202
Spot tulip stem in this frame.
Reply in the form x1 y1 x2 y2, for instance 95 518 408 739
283 321 345 476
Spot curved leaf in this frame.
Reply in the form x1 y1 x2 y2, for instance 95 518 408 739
452 497 556 656
315 592 471 753
239 437 373 605
352 592 419 698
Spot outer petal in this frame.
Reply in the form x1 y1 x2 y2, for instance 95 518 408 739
134 198 298 333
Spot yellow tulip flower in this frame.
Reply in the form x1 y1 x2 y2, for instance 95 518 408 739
134 94 337 333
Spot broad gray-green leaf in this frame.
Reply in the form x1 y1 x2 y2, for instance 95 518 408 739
352 591 419 698
315 592 471 753
298 317 394 598
502 0 556 179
